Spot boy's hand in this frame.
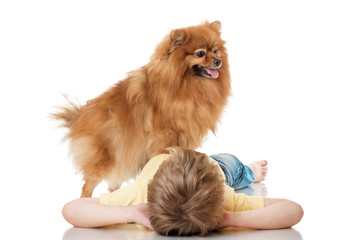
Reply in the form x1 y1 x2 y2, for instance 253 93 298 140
129 203 153 229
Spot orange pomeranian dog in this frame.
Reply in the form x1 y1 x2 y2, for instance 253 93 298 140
53 21 230 197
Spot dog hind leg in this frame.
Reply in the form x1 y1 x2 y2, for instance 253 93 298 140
81 178 102 198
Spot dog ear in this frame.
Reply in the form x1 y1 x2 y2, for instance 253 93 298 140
209 21 222 33
170 29 186 51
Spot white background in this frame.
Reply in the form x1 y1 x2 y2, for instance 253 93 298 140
0 0 360 239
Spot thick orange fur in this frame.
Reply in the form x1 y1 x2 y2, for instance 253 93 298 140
53 21 230 197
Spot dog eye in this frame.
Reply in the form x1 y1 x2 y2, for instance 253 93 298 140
213 49 218 54
195 50 206 58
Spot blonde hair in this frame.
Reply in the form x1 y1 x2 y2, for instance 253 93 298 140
147 148 225 236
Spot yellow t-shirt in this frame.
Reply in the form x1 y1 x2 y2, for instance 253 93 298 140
100 154 264 211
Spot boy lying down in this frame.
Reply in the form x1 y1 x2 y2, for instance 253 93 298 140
63 148 303 236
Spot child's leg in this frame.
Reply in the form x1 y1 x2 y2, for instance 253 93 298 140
210 153 253 189
209 154 267 189
62 198 152 229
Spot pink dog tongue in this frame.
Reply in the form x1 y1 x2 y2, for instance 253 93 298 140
204 67 219 79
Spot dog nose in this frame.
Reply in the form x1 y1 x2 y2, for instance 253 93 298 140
214 59 222 67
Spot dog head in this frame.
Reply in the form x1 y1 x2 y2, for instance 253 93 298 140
150 21 228 81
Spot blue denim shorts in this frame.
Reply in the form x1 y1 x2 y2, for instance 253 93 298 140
210 153 255 190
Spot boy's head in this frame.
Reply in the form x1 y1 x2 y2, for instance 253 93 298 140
147 148 225 236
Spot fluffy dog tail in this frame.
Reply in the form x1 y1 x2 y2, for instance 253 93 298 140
51 94 81 129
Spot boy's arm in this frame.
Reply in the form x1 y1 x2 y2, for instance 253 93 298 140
222 198 303 229
62 198 152 229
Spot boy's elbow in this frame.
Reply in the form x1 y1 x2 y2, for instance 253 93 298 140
290 201 304 227
296 203 304 223
62 201 78 226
